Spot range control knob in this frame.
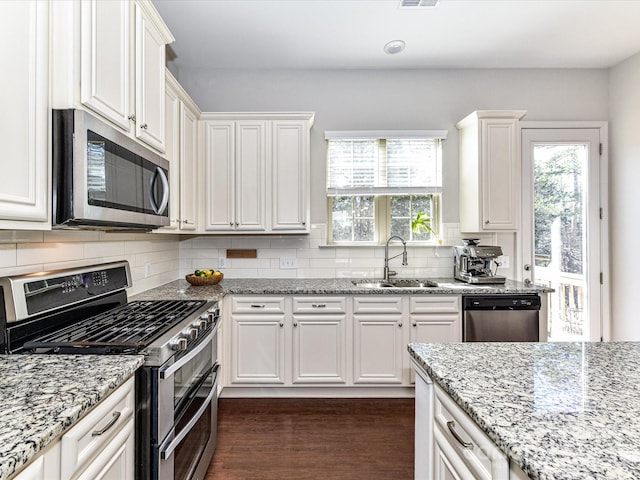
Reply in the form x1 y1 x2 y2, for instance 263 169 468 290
195 319 208 331
187 327 199 340
171 337 188 351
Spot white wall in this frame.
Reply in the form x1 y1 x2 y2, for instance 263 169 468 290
0 230 180 296
609 52 640 340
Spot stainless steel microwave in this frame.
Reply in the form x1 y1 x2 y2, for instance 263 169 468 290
52 109 170 231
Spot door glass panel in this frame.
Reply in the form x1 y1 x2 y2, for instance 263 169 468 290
532 143 588 341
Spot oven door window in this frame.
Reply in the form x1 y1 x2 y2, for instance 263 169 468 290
87 130 168 215
171 339 213 412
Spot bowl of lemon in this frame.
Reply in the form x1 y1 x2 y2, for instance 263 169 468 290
185 269 224 286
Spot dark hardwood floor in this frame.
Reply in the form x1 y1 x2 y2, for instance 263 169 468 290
206 397 415 480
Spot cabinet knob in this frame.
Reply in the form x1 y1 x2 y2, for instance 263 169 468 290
230 222 234 227
183 220 194 225
412 322 417 327
235 222 239 227
302 221 306 226
293 321 298 327
279 322 284 327
141 123 148 130
485 220 490 224
128 114 136 122
398 322 403 327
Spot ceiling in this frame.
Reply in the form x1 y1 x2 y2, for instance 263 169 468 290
152 0 640 71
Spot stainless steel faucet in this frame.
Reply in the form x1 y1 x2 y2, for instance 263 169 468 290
383 235 408 282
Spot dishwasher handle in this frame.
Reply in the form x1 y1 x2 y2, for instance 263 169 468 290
463 295 541 310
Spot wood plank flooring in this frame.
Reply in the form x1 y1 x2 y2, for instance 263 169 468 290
206 398 415 480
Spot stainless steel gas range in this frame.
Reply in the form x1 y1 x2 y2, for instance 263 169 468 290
0 261 219 480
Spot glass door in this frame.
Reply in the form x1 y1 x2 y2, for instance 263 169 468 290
521 128 604 342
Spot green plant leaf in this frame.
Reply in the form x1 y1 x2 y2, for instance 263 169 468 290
411 212 433 234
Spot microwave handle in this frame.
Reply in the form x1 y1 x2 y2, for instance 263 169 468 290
149 167 169 215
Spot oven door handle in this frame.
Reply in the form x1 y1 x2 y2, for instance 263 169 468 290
160 318 219 380
160 365 219 461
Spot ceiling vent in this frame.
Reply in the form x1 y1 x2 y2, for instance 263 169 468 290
399 0 439 7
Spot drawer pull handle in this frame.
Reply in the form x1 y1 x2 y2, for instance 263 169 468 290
312 304 326 308
446 420 473 448
92 411 121 436
250 304 266 308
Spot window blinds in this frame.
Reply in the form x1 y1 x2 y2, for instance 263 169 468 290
325 131 446 196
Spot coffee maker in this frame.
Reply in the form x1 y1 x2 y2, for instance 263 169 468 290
453 239 506 284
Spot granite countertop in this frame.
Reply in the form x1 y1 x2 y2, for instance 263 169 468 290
0 355 144 480
131 277 551 302
408 342 640 480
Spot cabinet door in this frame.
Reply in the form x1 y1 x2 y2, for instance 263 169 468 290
179 103 198 230
271 120 309 232
292 315 347 384
203 121 236 231
80 0 131 131
236 121 267 231
72 420 135 480
411 314 461 344
0 0 49 226
231 314 286 384
480 118 520 230
134 2 166 151
353 314 404 384
433 426 476 480
162 76 180 230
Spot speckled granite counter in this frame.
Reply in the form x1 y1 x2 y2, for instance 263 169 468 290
131 277 550 301
408 342 640 480
0 355 143 480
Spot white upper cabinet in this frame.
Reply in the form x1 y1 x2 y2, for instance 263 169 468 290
201 113 314 234
162 71 200 232
0 0 50 228
457 110 527 232
65 0 174 153
271 120 310 231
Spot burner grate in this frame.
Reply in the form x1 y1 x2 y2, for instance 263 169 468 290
23 300 207 353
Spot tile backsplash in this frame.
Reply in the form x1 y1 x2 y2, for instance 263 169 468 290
179 224 515 280
0 230 180 296
0 223 515 296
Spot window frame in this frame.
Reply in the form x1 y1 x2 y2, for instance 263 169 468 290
325 131 446 246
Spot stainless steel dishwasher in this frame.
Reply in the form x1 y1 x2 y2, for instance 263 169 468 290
463 295 540 342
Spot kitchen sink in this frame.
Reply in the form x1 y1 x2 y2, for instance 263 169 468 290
352 279 438 289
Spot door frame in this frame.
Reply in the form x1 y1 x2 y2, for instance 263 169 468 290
519 121 610 341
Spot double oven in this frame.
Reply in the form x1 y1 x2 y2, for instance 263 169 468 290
0 261 219 480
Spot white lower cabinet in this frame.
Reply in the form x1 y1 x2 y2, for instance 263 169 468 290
225 294 461 390
292 297 347 384
12 377 135 480
230 296 286 384
353 296 405 384
414 370 509 480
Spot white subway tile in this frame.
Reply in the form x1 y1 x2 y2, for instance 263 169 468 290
230 237 271 249
223 269 259 279
83 241 125 259
297 248 335 259
17 242 82 265
44 230 101 243
335 247 376 258
258 248 297 259
0 231 44 244
269 237 309 249
257 269 297 279
296 268 336 278
0 245 16 269
191 236 233 248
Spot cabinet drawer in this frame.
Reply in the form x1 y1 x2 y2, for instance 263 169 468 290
353 296 402 314
60 377 135 480
293 297 346 314
433 383 508 480
410 296 460 314
231 296 285 314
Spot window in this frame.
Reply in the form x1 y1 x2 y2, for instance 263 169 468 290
326 131 446 244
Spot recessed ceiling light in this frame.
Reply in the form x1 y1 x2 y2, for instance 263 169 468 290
384 40 406 55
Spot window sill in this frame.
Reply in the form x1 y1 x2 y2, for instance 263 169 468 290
319 242 448 248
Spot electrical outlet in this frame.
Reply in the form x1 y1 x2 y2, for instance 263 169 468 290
499 255 510 269
279 257 297 269
218 257 227 268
